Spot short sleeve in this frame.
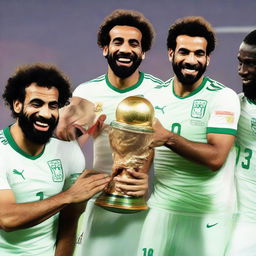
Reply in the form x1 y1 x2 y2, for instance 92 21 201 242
207 88 241 135
63 140 86 190
0 160 11 190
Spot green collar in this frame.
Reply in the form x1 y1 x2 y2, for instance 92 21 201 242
246 97 256 105
105 72 144 93
172 77 207 99
3 126 45 160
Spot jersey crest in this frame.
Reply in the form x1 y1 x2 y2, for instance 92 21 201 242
47 159 64 182
191 100 207 119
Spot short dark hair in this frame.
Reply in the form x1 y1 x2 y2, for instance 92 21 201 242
3 63 71 117
97 9 155 52
243 29 256 45
167 16 216 55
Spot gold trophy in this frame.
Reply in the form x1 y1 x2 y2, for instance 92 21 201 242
95 96 154 213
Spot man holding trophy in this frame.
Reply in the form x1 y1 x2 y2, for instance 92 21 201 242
56 9 163 256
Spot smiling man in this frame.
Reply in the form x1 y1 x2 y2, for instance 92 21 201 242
0 64 110 256
137 16 241 256
225 30 256 256
55 9 163 256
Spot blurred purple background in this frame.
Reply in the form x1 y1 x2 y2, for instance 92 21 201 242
1 0 255 166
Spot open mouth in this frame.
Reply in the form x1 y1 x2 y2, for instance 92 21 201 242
116 57 132 66
34 121 50 132
182 68 198 76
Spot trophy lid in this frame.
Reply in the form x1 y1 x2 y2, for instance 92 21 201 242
111 96 154 132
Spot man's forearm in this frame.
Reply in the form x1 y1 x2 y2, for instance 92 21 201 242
0 190 72 231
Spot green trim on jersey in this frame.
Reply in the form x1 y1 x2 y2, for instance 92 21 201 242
172 77 207 99
144 73 163 85
105 72 144 93
207 127 237 135
247 97 256 105
3 126 45 160
88 75 105 83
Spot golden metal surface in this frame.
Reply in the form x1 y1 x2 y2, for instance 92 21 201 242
116 96 154 128
95 96 155 213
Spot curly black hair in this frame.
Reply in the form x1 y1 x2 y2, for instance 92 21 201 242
167 16 216 55
243 29 256 45
3 63 71 117
97 9 155 52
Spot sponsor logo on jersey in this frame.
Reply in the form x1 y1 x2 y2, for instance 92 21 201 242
215 111 234 124
12 169 25 180
155 105 167 114
251 118 256 135
47 159 64 182
191 100 207 119
206 223 218 228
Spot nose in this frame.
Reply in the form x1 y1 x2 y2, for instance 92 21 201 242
38 105 52 119
238 63 248 77
119 42 131 53
185 53 197 65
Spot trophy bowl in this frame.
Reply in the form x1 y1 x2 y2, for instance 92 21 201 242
95 96 154 213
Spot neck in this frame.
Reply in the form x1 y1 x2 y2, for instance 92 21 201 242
107 68 140 90
10 122 45 156
173 76 204 97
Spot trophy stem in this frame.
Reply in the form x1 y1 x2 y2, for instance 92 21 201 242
95 191 148 214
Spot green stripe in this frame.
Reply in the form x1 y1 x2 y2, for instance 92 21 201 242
144 74 163 84
207 127 237 135
88 75 105 83
3 126 45 160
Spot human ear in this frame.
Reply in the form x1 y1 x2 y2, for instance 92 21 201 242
13 100 23 114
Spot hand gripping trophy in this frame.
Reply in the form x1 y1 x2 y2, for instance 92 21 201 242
95 96 154 213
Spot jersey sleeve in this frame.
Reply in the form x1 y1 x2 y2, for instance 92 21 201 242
207 88 240 135
0 160 11 190
63 140 86 190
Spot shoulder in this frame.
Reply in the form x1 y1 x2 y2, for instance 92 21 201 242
204 77 238 98
48 137 82 153
143 73 164 87
73 75 106 94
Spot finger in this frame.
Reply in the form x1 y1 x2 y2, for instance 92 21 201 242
114 175 147 185
126 170 148 179
115 183 147 192
126 190 146 197
88 183 109 197
86 174 111 185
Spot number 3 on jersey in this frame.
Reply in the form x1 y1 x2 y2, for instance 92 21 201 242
236 145 253 169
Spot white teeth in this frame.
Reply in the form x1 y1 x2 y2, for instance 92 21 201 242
118 58 131 63
35 121 48 127
184 68 196 73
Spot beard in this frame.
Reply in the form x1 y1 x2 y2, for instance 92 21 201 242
243 82 256 101
18 110 58 145
172 59 207 86
106 51 142 79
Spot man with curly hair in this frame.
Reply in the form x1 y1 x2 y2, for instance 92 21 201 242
0 64 110 256
56 9 163 256
137 16 240 256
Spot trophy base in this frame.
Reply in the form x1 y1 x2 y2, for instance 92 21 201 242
95 192 148 214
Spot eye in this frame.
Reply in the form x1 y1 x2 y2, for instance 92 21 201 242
49 102 59 110
195 51 205 57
